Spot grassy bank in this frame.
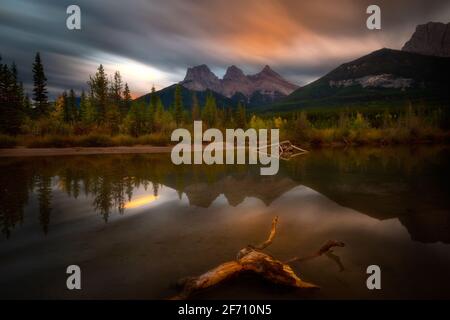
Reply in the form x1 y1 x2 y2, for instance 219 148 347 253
269 106 450 147
0 132 170 148
283 122 450 147
1 128 449 149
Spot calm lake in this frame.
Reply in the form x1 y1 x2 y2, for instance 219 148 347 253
1 146 449 299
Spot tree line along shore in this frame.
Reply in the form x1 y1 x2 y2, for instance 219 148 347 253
1 52 449 149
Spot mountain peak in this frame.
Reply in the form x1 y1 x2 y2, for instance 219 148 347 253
223 65 245 81
256 65 281 78
181 63 298 98
402 22 450 57
227 65 242 71
184 64 217 81
262 65 272 72
182 64 221 92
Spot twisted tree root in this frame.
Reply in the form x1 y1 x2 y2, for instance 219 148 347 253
171 216 345 300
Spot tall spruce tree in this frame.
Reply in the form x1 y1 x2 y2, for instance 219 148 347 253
155 96 164 125
173 84 183 126
68 89 77 122
122 82 132 117
111 71 123 105
24 94 32 116
224 106 233 127
10 62 24 104
88 64 108 124
150 85 158 108
32 52 49 117
146 85 157 131
191 92 200 121
126 102 146 137
0 58 25 134
202 91 217 127
235 102 247 128
62 91 69 123
79 90 88 123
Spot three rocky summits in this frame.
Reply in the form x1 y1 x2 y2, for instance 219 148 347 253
181 64 298 100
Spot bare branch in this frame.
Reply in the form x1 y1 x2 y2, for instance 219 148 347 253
325 251 345 272
172 218 344 299
254 216 278 250
285 240 345 264
171 261 243 300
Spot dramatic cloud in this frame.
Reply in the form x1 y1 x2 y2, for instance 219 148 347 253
1 0 449 98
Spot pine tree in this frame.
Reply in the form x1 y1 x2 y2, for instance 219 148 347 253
156 97 164 118
111 71 123 106
52 94 66 123
113 71 123 99
122 82 132 117
0 55 3 95
191 91 200 121
202 91 217 127
224 106 233 127
62 91 69 123
146 86 158 132
153 96 165 131
143 103 154 133
106 104 121 134
173 84 184 126
68 89 77 122
18 82 25 110
79 90 88 123
217 107 225 128
235 102 247 128
10 62 24 104
10 62 25 127
150 85 158 109
88 64 108 124
32 52 49 117
24 94 32 116
0 57 5 104
85 92 97 124
0 59 25 134
125 102 146 136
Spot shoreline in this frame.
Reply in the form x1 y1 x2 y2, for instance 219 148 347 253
0 141 448 157
0 146 173 157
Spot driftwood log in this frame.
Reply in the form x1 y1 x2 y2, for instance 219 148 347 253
172 216 345 299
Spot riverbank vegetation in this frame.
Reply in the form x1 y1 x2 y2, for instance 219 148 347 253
1 53 449 148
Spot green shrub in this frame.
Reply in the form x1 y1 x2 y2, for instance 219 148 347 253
0 135 18 148
78 134 113 147
137 133 170 146
111 134 135 146
25 135 77 148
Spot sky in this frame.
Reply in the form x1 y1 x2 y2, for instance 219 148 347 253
1 0 449 98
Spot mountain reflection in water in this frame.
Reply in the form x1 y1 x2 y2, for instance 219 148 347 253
0 146 449 299
1 146 448 243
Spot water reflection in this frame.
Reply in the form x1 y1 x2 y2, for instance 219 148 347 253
1 147 449 243
124 195 159 209
0 147 449 299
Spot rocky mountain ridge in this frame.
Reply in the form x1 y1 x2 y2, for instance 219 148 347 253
402 22 450 57
181 64 298 99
